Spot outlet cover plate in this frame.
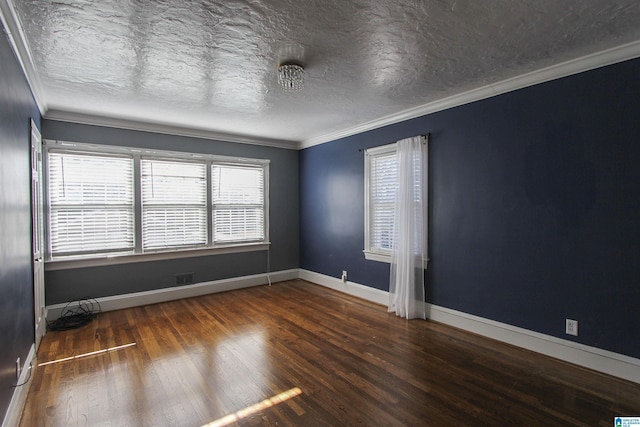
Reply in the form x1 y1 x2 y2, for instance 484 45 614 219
566 319 578 336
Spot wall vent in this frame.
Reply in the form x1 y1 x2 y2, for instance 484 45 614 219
175 273 194 286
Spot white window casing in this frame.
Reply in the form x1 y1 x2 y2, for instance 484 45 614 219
44 140 270 269
364 139 428 265
141 158 208 251
47 151 135 258
364 143 397 263
212 163 267 244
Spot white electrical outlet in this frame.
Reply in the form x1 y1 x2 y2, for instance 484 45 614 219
566 319 578 336
16 357 21 382
341 271 347 282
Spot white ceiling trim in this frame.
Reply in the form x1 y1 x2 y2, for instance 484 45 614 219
4 0 640 151
51 33 639 152
3 0 296 150
44 109 299 150
299 39 640 150
0 0 46 114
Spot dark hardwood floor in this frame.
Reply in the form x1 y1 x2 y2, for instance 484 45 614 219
20 280 640 426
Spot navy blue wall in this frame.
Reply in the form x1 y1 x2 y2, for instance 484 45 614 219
43 120 299 304
0 31 41 420
300 58 640 359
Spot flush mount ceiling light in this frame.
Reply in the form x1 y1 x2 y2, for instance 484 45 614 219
278 63 304 91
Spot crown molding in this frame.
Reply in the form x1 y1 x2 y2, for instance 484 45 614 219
299 39 640 150
0 0 47 114
44 109 299 150
1 0 295 150
5 0 639 151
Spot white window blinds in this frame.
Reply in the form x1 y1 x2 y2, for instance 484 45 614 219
141 159 207 250
46 142 269 261
48 151 134 257
369 150 397 252
211 164 265 243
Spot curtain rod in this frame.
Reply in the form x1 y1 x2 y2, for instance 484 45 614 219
358 133 429 152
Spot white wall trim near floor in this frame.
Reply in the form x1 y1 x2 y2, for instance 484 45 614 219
299 269 390 305
1 344 36 427
44 268 640 385
47 269 299 320
298 269 640 385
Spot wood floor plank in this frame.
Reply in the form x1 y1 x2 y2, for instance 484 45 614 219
20 279 640 426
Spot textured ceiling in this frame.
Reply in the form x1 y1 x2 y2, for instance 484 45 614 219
7 0 640 146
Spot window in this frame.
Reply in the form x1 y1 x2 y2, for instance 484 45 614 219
45 142 269 263
48 151 134 258
364 138 428 264
364 143 397 262
141 159 207 251
212 164 266 244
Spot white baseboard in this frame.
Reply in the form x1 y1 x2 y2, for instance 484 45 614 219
44 267 640 384
2 344 36 427
299 269 389 306
47 269 299 320
35 308 47 350
427 304 640 384
298 269 640 384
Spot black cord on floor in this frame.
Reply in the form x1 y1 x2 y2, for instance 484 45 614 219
47 297 102 331
12 363 32 388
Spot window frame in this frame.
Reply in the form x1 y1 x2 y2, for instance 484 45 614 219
46 149 135 258
363 142 398 263
211 163 268 245
140 157 209 251
363 140 429 265
43 140 270 270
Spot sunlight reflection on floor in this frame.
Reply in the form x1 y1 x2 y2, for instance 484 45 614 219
201 387 303 427
38 342 137 366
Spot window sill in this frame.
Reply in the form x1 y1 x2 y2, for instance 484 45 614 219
363 250 392 264
45 242 270 271
363 250 430 268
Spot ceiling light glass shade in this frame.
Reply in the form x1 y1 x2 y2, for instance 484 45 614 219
278 64 304 91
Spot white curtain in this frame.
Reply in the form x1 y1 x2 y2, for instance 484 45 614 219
388 135 427 319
